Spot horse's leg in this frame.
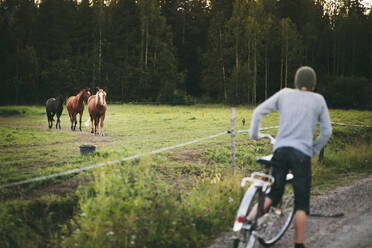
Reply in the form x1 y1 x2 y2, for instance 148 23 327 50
93 118 96 135
51 112 56 129
79 112 82 131
90 115 94 134
95 117 99 136
50 112 55 129
58 114 61 129
46 112 49 128
71 113 74 130
69 112 74 130
73 113 77 130
92 118 95 135
56 113 61 129
47 112 52 128
55 112 59 129
100 115 105 136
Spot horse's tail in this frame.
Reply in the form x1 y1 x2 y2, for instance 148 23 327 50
84 118 90 127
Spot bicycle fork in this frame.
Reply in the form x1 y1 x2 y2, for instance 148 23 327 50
247 231 257 248
233 176 272 232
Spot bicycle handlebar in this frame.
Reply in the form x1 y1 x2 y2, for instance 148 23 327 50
240 172 275 188
258 133 276 145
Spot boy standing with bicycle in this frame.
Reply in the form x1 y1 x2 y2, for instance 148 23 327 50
249 66 332 248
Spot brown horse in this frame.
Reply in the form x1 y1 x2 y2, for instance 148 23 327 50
87 89 107 136
66 88 91 131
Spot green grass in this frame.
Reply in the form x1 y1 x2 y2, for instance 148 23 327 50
0 104 371 248
0 126 77 147
311 125 372 192
0 104 255 185
0 106 42 117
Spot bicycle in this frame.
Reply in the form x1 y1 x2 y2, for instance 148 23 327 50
232 134 295 248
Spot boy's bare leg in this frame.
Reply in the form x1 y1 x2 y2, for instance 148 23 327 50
294 210 307 243
247 197 273 221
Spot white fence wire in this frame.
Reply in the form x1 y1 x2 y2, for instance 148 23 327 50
0 122 370 189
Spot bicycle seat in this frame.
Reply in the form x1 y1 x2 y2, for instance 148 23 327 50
256 154 275 166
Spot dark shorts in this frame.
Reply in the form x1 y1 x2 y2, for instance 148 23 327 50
267 147 311 214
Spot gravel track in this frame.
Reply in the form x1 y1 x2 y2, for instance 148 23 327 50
208 174 372 248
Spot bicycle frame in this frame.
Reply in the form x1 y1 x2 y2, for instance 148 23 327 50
233 172 274 232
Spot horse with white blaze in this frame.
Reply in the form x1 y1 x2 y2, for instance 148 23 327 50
87 89 107 136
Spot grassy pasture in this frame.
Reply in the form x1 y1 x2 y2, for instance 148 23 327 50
0 104 266 186
0 104 371 248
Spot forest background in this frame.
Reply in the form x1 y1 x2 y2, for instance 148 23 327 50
1 0 371 109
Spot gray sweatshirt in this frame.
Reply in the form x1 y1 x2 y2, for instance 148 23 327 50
249 88 332 158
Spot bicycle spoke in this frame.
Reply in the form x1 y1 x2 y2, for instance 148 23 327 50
257 183 295 245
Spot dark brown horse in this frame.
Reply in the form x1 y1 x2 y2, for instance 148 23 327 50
87 89 107 136
66 89 91 131
46 95 63 129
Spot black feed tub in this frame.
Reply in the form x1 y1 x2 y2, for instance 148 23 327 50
79 145 96 155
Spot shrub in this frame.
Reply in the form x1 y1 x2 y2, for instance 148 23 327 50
0 195 76 248
61 159 241 248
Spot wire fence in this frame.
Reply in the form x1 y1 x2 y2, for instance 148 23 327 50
331 122 372 128
0 131 229 189
0 122 370 189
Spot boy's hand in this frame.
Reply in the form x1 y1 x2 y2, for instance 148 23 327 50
250 132 259 140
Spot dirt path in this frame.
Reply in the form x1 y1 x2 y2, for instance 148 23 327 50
208 174 372 248
311 210 372 248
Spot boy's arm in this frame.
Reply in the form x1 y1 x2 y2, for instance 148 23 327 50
312 100 332 157
249 91 280 139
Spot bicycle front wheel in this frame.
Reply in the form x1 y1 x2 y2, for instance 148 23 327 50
258 182 295 246
233 187 264 248
233 231 258 248
233 230 249 248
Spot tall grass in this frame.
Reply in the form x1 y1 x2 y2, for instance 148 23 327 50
312 126 372 190
0 194 76 248
60 159 241 248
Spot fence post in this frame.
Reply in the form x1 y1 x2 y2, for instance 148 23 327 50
231 108 236 173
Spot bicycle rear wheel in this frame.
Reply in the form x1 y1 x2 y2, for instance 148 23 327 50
258 182 295 246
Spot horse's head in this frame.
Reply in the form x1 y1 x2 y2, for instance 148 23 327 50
83 88 91 102
95 89 107 107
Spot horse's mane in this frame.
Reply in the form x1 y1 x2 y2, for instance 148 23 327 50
76 89 89 103
76 90 84 99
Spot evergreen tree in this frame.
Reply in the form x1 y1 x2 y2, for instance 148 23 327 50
279 18 303 89
0 0 370 107
201 6 230 102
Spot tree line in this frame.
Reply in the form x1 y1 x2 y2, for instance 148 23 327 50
0 0 371 108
